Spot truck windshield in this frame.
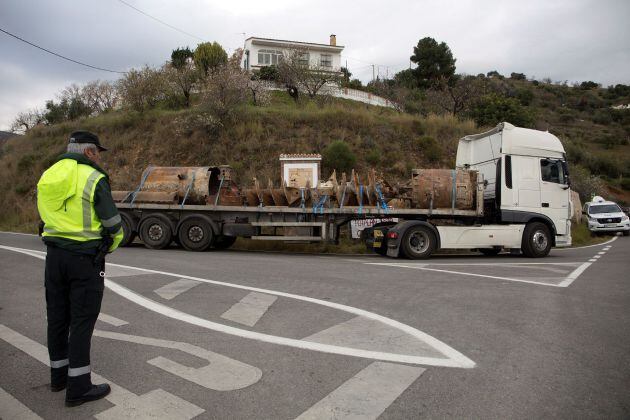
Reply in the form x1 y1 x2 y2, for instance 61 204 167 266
589 204 622 214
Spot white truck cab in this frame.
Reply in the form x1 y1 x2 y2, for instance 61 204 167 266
583 196 630 236
456 122 572 252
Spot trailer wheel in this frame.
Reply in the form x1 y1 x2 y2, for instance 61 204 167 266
401 226 436 259
178 218 214 251
213 235 236 250
119 213 136 247
139 216 172 250
521 222 551 258
479 247 501 256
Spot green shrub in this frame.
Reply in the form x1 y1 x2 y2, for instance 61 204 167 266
17 154 38 172
414 136 442 162
620 178 630 191
468 94 535 128
322 140 357 174
366 149 380 165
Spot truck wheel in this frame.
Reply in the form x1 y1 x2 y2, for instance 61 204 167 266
119 214 136 247
479 247 501 256
139 216 172 250
213 235 236 250
178 218 214 251
401 226 436 259
521 222 551 258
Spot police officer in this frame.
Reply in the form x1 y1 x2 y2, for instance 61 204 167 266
37 130 124 407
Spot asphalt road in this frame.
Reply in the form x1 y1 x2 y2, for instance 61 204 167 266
1 232 629 419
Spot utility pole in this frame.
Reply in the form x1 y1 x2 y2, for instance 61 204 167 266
372 64 375 82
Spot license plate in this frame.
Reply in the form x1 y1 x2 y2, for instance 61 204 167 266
605 224 617 228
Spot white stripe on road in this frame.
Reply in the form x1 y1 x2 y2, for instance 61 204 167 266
589 259 597 262
0 324 204 419
557 262 593 287
0 245 475 368
0 387 42 420
367 262 564 287
221 292 277 327
154 278 202 300
98 313 129 327
553 235 618 250
94 329 261 391
593 255 601 259
295 362 425 420
597 251 606 255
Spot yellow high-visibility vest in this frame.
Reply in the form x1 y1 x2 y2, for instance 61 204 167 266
37 159 106 243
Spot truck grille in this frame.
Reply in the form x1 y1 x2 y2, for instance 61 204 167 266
597 217 621 224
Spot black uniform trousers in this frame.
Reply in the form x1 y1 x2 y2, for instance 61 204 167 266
45 245 104 398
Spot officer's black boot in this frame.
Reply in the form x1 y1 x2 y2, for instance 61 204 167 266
50 366 68 392
65 382 111 407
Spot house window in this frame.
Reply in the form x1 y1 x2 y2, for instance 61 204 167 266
320 54 332 67
298 52 310 66
257 49 283 66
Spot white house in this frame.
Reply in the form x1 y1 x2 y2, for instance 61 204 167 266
241 35 344 73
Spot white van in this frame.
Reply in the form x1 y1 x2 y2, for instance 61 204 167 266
583 197 630 236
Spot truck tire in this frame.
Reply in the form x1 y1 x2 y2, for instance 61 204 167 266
401 225 436 259
178 217 214 251
119 213 136 247
213 235 236 250
139 216 172 250
521 222 551 258
479 247 501 256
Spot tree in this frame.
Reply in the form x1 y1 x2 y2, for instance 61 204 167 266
201 60 249 123
486 70 503 78
510 72 526 80
10 109 44 134
163 61 200 107
426 75 486 115
278 48 341 101
171 47 193 70
247 73 271 106
393 68 417 89
580 81 600 90
409 37 456 88
116 65 166 112
468 93 534 128
340 66 351 83
82 80 118 113
322 140 356 174
194 42 228 76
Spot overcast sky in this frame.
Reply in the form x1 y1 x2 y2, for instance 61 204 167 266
1 0 629 130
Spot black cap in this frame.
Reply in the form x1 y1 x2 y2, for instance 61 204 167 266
69 130 107 151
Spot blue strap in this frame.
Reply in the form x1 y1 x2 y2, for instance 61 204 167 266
127 166 154 206
300 188 305 209
359 184 364 215
375 184 389 214
313 194 328 214
181 171 196 209
215 175 225 205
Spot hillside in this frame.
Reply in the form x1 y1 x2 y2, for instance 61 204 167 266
0 94 475 232
1 80 629 233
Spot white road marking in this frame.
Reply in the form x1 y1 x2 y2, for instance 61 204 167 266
593 255 601 259
597 251 606 255
303 316 443 358
0 387 43 420
93 329 261 391
97 313 129 327
221 292 277 327
557 262 593 287
367 262 563 287
0 324 204 419
295 362 425 420
553 235 618 250
0 231 38 237
154 278 202 300
589 259 597 262
0 245 475 368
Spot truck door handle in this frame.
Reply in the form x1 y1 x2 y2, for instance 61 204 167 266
542 203 549 207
